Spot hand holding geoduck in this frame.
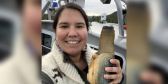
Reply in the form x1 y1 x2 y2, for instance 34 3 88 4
87 26 123 84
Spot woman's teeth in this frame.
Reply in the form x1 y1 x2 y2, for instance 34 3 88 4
67 41 79 44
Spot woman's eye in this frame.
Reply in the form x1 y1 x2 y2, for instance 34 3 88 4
61 26 68 28
76 26 82 28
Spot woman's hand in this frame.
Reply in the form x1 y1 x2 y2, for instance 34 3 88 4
104 59 123 84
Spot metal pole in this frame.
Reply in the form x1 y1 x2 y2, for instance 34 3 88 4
114 0 124 37
42 1 51 16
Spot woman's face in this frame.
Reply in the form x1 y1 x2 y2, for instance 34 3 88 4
56 8 88 56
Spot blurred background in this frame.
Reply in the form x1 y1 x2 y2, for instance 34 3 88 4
0 0 167 84
127 0 168 84
0 0 41 84
0 0 20 61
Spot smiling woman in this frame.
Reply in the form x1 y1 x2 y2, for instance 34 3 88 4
56 8 88 57
42 3 123 84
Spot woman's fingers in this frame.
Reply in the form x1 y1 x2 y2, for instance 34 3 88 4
105 67 122 73
110 59 120 67
104 74 122 84
104 59 123 83
104 74 118 79
104 73 122 80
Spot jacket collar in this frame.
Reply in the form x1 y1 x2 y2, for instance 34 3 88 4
51 41 94 84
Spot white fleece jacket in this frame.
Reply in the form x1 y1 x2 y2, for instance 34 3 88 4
42 41 96 84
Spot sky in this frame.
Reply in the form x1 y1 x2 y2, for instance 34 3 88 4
42 0 126 16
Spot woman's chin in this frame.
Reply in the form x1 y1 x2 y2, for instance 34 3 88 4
65 50 81 56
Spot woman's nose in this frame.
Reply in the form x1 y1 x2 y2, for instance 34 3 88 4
68 27 78 37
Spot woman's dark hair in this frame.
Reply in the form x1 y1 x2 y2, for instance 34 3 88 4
53 3 89 31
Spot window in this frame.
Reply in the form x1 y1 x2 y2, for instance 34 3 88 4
42 33 52 55
42 33 52 48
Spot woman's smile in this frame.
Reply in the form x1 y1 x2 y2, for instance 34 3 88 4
65 40 81 44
